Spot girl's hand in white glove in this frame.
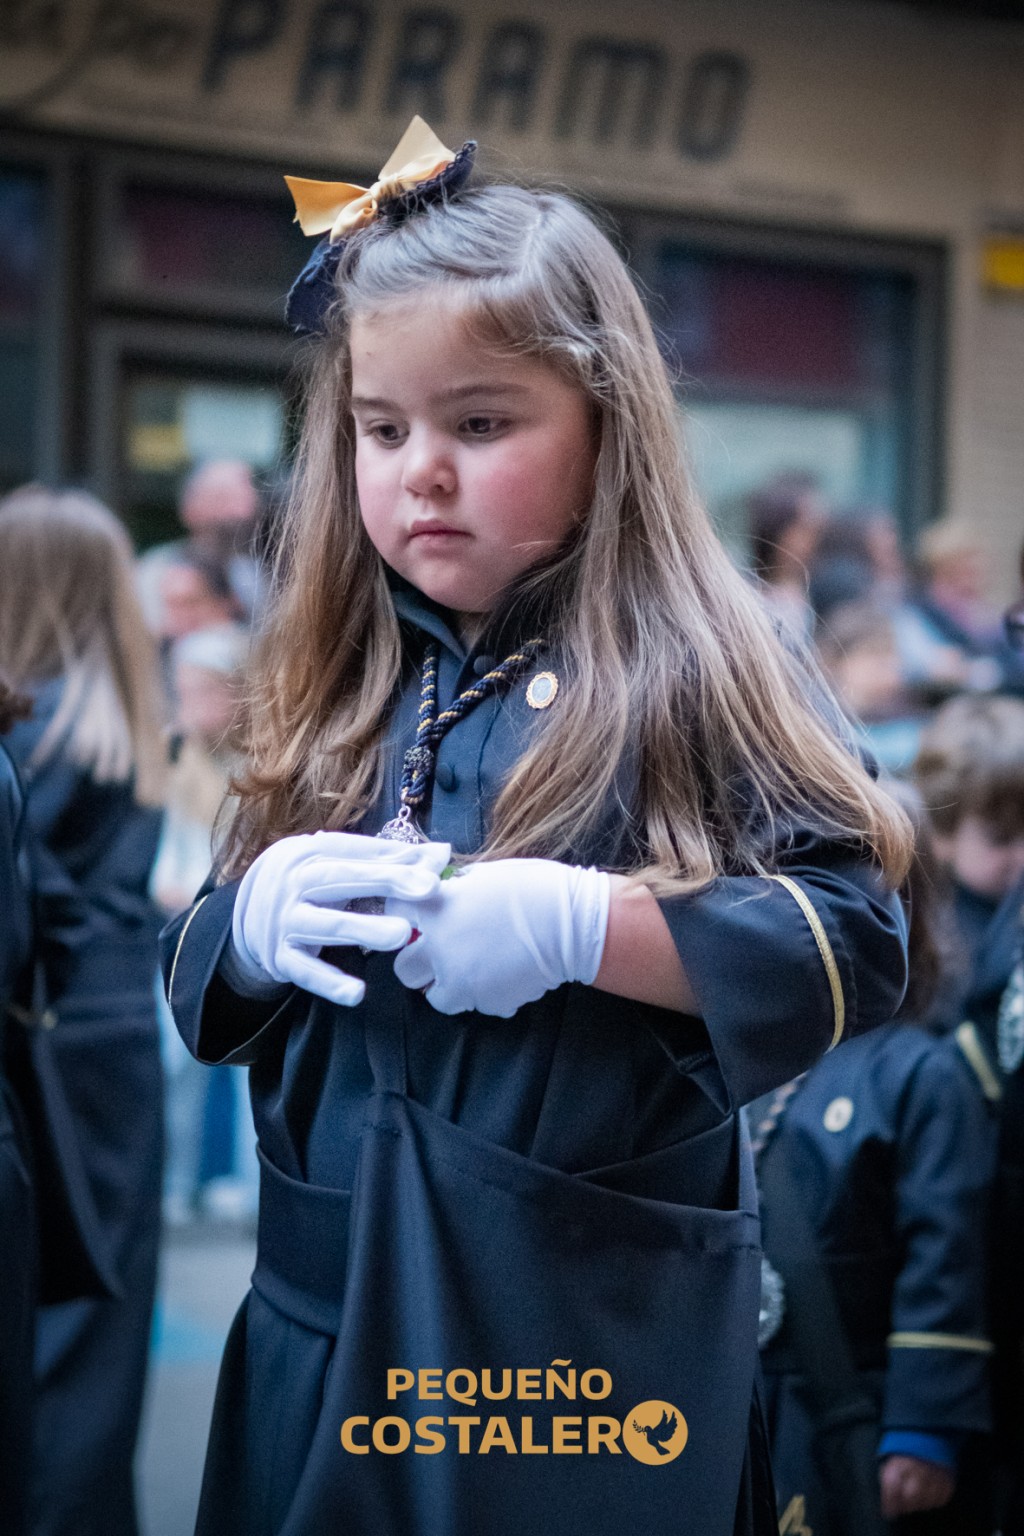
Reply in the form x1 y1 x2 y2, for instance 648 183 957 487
229 831 451 1007
388 858 610 1018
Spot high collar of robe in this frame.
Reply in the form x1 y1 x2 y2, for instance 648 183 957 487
386 570 467 663
385 567 558 671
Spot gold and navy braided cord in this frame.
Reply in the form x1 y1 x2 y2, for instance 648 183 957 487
400 638 542 810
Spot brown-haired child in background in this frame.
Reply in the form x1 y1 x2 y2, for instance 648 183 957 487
914 695 1024 980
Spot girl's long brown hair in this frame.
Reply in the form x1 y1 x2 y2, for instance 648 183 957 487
0 486 165 805
223 186 911 891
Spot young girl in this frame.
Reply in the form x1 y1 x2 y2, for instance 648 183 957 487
162 122 910 1536
0 487 166 1536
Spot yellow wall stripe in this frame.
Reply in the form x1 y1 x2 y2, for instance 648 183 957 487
769 874 845 1050
888 1331 993 1354
167 893 211 1006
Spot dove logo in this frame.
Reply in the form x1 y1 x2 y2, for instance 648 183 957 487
622 1400 689 1465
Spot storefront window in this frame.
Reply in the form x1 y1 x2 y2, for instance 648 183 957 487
122 370 288 548
112 183 311 315
649 242 917 557
0 166 45 492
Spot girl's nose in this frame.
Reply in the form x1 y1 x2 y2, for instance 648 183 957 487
401 431 457 498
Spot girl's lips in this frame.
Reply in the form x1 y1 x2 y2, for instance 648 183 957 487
409 523 469 539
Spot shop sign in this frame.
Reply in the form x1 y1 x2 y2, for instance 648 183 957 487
0 1 751 171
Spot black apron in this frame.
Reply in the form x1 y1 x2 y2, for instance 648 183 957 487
250 1002 763 1535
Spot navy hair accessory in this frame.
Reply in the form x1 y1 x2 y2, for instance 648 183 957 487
284 139 477 338
285 237 345 339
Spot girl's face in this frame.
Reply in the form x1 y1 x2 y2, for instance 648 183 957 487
350 300 597 617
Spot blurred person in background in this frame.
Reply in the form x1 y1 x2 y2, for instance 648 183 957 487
136 458 264 633
756 780 997 1536
157 548 243 648
917 519 1002 652
811 508 976 700
151 623 248 916
815 602 925 775
859 507 906 609
0 672 37 1536
807 513 877 620
151 621 257 1224
0 487 166 1536
913 694 1024 983
952 542 1024 1535
154 547 244 705
747 470 827 640
911 519 1022 694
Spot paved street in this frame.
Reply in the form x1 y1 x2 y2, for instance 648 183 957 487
138 1222 256 1536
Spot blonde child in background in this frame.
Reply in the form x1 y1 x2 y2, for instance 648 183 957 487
0 486 165 1536
153 622 257 1223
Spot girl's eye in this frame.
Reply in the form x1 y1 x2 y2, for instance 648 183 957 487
462 416 502 438
367 422 404 445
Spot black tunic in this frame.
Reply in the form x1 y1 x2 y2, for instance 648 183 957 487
961 873 1024 1534
163 587 908 1536
4 680 164 1536
758 1022 997 1536
0 743 37 1536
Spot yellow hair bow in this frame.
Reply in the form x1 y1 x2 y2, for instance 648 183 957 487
285 116 455 245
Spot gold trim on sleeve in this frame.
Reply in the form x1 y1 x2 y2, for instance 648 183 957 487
955 1021 1003 1103
887 1331 993 1354
167 893 211 1007
768 874 845 1051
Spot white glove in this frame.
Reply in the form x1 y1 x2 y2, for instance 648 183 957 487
230 831 451 1007
388 858 610 1017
